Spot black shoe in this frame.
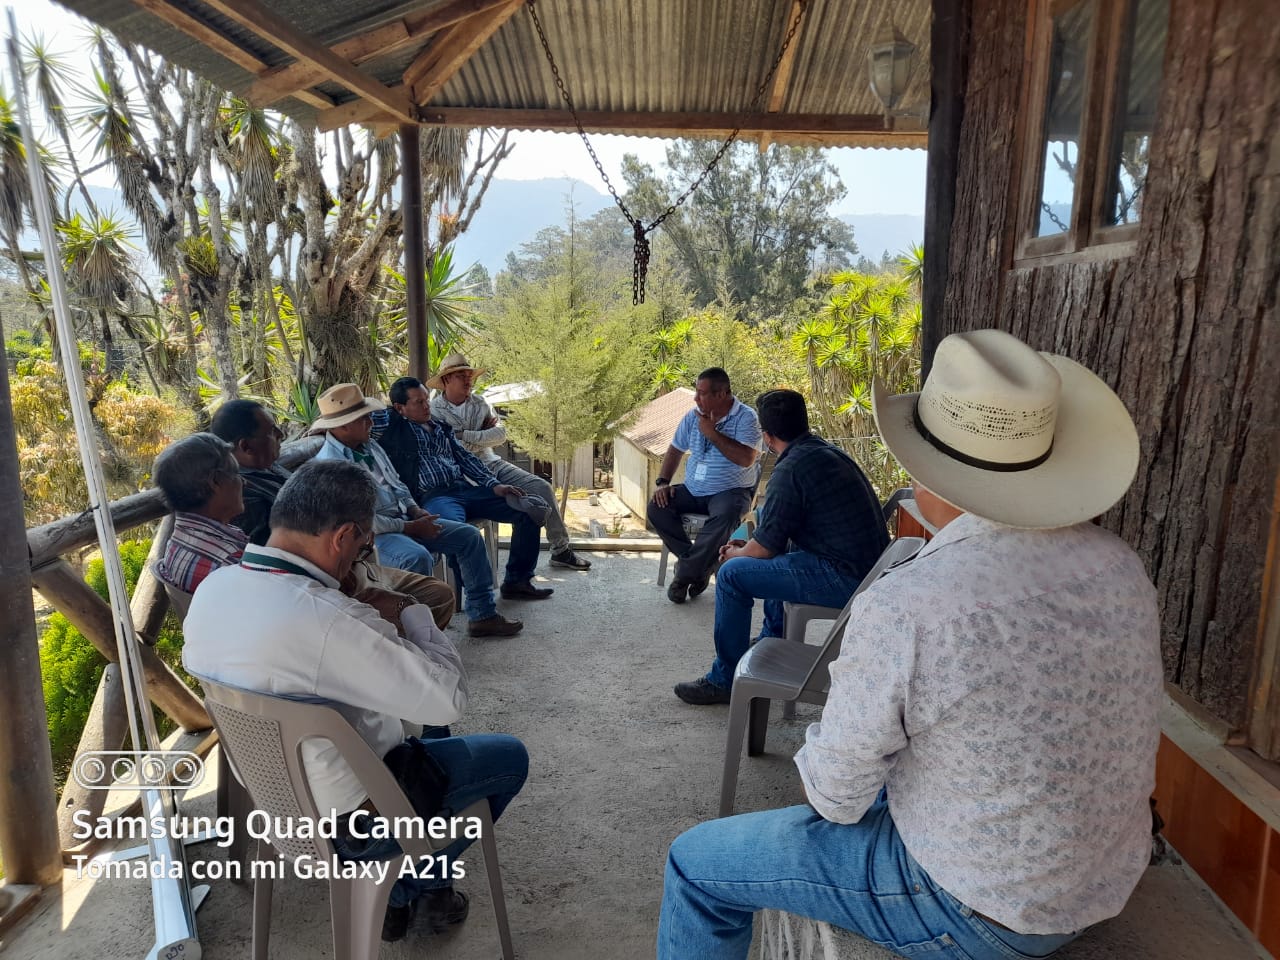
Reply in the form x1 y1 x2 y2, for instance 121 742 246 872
687 575 711 599
500 579 554 600
667 578 689 604
468 614 524 637
419 887 470 933
674 677 732 705
382 899 417 942
550 549 592 570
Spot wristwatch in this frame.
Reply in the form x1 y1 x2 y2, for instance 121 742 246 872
655 477 670 487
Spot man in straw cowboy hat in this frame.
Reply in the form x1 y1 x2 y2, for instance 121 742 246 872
428 351 594 572
310 382 524 638
657 330 1162 960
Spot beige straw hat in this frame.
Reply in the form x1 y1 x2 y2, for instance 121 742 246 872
872 329 1139 529
308 383 385 433
426 352 486 391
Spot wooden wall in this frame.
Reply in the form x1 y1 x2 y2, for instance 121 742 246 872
940 0 1280 729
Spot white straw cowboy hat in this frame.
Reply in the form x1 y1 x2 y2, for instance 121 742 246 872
426 352 485 391
308 383 385 434
872 329 1139 529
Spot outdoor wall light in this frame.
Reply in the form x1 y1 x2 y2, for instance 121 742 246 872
867 21 917 124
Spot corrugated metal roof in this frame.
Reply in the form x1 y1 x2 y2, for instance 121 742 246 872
51 0 931 146
620 387 697 458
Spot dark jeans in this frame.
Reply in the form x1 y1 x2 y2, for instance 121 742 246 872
333 732 529 908
421 482 541 584
707 552 863 689
648 484 753 583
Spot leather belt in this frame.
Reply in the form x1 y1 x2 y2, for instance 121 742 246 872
973 911 1012 932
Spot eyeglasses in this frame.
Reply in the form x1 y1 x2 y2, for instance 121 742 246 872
350 522 375 563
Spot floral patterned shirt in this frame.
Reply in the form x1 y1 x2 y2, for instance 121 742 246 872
795 512 1162 934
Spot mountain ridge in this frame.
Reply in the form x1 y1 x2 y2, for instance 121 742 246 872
25 177 930 279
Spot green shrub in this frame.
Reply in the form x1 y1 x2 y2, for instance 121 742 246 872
39 539 198 779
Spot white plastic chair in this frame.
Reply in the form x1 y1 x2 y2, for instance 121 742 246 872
718 537 925 817
201 679 515 960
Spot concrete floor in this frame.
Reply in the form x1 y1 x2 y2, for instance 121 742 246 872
1 551 1271 960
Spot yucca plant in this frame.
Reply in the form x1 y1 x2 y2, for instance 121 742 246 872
379 245 482 379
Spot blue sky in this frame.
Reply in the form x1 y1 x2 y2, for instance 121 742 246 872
8 0 930 216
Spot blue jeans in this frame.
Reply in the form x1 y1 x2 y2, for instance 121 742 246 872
707 552 863 689
658 797 1081 960
333 733 528 908
376 517 497 621
421 483 540 584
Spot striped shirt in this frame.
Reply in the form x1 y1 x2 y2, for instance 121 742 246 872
370 408 497 498
670 398 762 497
155 512 248 593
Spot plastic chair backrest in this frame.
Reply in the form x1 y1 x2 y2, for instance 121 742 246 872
200 679 434 864
799 536 926 689
881 487 913 523
162 580 194 623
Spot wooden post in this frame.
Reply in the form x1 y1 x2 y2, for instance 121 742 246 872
921 0 971 375
0 349 63 885
30 560 210 732
55 664 128 847
400 122 429 382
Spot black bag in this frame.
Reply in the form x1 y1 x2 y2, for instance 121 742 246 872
382 738 451 817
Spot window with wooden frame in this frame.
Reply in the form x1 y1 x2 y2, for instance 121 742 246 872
1015 0 1169 263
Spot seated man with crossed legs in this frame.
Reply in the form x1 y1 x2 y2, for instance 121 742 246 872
647 367 761 604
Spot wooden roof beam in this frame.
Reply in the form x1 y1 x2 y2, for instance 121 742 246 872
195 0 419 123
759 0 807 154
246 0 515 107
129 0 333 108
402 0 522 105
318 103 928 144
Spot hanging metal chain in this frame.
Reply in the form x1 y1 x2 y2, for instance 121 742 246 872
526 0 807 303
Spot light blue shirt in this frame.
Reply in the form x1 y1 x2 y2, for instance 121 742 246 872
670 398 761 497
312 433 416 535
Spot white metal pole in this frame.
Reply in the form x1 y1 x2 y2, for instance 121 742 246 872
5 14 200 958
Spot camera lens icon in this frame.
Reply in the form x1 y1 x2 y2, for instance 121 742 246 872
75 755 107 788
172 757 201 786
72 751 205 790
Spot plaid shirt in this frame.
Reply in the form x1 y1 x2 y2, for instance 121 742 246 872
752 433 888 578
155 512 248 593
370 408 497 498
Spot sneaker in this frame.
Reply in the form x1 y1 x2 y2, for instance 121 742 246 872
419 887 470 933
468 614 524 637
667 578 689 604
674 677 732 706
550 549 592 570
381 899 417 942
686 574 711 599
500 579 554 600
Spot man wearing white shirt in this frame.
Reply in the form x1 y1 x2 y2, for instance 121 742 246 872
184 459 528 942
657 330 1162 959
